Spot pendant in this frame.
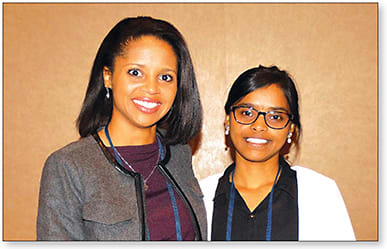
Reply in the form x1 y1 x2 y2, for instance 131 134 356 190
144 183 149 191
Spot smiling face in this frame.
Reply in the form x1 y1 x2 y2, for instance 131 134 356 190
104 35 178 133
226 84 294 165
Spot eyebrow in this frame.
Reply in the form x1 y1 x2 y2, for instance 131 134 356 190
124 63 177 74
237 103 290 112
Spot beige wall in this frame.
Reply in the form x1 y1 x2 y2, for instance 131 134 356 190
4 3 377 241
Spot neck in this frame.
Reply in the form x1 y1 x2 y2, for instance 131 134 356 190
98 118 157 147
233 154 280 189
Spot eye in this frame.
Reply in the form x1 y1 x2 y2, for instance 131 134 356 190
240 109 253 117
267 112 286 121
159 74 173 82
271 114 282 120
128 68 143 77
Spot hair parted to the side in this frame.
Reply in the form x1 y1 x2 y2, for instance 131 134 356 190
76 16 202 145
224 65 302 159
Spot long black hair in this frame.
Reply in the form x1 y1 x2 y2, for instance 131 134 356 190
76 16 202 145
224 65 302 156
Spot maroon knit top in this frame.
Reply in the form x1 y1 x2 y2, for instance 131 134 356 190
108 141 195 240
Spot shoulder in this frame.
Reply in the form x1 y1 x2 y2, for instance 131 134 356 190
169 143 191 157
47 136 97 160
40 137 100 198
291 165 336 186
199 172 224 208
167 143 192 168
43 136 100 174
199 172 224 240
200 164 234 199
292 165 344 204
199 172 223 195
293 166 356 240
292 165 340 200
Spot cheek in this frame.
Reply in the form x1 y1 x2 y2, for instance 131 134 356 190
229 123 246 143
163 85 178 103
274 130 290 145
112 76 131 94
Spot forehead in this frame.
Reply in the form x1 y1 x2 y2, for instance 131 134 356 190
113 35 177 69
236 84 290 111
121 35 175 57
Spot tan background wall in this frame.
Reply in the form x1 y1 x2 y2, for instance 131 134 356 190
4 3 377 241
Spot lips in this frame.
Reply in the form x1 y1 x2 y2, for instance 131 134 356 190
245 137 269 145
132 98 161 114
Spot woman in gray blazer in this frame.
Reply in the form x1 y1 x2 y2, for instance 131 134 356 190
37 16 206 241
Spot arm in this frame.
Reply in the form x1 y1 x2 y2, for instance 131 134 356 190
37 151 85 240
324 180 356 240
295 166 356 241
199 172 222 240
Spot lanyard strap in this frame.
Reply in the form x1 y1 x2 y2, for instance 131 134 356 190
167 181 183 240
104 125 182 241
104 125 124 167
226 163 281 241
156 134 183 241
226 171 236 241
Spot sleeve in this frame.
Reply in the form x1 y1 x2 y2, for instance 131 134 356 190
199 173 222 240
36 151 85 240
327 181 356 240
296 166 356 241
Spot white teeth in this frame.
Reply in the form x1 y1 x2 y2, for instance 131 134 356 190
246 138 268 144
133 99 159 109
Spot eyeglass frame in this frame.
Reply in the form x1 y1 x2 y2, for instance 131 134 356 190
230 105 293 130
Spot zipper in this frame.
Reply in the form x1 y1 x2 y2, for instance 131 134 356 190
133 173 147 241
157 164 203 240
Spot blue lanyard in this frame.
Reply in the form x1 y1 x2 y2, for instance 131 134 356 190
104 125 182 241
226 163 281 241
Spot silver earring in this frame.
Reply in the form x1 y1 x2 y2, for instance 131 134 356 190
225 125 230 135
105 87 110 99
287 132 293 144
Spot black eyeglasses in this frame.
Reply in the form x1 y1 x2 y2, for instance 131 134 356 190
231 105 293 129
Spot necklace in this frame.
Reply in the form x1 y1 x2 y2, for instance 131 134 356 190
104 125 160 191
115 147 159 191
103 124 183 240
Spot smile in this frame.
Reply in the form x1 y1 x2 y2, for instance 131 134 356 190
132 98 161 113
133 99 160 109
245 137 269 144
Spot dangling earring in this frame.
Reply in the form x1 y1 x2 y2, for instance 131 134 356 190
225 125 230 136
287 132 293 144
105 87 110 99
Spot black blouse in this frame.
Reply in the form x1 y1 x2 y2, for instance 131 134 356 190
211 157 299 241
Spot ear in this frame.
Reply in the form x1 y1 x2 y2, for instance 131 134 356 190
224 115 230 128
290 123 296 134
103 66 113 88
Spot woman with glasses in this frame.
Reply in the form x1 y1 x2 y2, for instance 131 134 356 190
200 65 355 241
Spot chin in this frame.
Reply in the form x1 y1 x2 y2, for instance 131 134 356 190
238 150 279 164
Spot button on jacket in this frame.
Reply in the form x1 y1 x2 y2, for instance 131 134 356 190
37 133 207 240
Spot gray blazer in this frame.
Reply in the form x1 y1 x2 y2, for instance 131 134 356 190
37 134 207 240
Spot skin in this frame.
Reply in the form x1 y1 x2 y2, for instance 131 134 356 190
225 84 295 212
98 35 178 146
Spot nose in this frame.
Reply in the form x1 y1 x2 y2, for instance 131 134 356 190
250 113 267 132
143 77 160 94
